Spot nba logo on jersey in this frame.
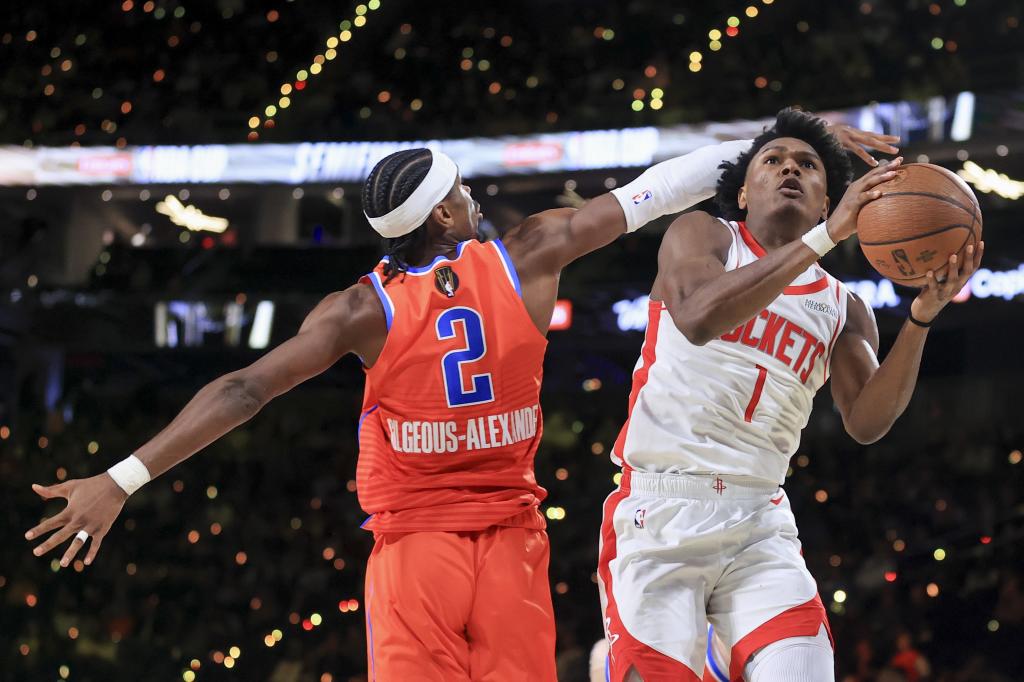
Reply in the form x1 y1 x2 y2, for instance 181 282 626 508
631 189 653 205
634 508 646 528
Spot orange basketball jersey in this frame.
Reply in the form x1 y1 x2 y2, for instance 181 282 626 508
356 239 549 533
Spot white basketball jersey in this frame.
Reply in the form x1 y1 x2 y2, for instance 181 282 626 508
613 219 849 485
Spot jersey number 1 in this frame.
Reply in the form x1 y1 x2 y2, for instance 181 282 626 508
436 307 495 408
744 364 768 422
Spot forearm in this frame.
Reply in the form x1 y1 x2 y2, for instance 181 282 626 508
675 239 820 343
843 321 927 443
611 139 751 233
129 372 268 480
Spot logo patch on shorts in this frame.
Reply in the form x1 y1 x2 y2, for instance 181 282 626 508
712 477 727 495
633 508 646 529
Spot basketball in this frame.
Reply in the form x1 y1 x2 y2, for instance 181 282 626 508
856 163 983 287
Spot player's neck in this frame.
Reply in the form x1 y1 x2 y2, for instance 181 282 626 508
746 215 817 252
406 235 464 267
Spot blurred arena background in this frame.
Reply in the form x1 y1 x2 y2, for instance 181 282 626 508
2 1 1023 680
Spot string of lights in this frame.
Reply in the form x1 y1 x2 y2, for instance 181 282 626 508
631 0 779 112
247 0 383 140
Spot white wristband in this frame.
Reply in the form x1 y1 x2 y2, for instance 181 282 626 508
800 221 836 257
107 455 151 496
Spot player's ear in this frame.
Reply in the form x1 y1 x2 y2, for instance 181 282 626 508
820 195 830 221
433 201 455 228
737 185 748 211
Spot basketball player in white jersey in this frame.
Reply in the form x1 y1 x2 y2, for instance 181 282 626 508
598 108 984 682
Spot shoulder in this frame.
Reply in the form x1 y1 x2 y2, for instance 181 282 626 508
304 282 386 332
497 207 577 274
501 208 577 248
661 211 732 260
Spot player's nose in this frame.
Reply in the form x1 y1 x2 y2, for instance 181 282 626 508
780 160 801 176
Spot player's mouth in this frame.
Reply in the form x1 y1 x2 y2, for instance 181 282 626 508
778 177 804 197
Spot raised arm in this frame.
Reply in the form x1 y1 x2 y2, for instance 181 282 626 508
502 125 900 278
502 139 753 277
830 242 983 444
656 161 901 345
26 283 387 567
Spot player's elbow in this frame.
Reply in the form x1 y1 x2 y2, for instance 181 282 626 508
219 373 269 419
844 420 888 445
672 312 715 346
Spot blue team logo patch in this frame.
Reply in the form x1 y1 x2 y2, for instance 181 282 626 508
631 189 653 205
634 508 646 529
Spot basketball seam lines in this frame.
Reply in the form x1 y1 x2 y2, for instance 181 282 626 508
859 223 973 246
870 190 977 218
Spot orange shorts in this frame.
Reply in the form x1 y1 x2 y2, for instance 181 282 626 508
364 525 556 681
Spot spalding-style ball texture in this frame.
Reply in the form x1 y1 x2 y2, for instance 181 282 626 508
856 163 982 287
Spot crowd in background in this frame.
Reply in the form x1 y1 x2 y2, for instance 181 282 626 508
2 0 1021 146
4 362 1021 681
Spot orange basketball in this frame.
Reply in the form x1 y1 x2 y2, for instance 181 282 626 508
856 163 982 287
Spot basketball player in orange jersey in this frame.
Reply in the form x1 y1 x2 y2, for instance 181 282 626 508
26 125 897 679
599 109 984 682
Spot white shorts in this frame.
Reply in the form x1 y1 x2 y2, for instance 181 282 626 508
597 469 832 682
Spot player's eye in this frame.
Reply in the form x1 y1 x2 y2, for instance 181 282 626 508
802 161 817 169
765 156 778 164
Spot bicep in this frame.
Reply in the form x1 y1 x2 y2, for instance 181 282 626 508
240 286 382 399
656 213 731 311
829 294 880 418
503 195 627 274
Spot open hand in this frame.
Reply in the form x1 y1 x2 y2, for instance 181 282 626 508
25 474 128 568
826 157 903 243
828 123 901 167
911 242 985 323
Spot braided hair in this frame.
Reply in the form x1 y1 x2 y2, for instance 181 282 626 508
362 148 436 282
715 107 853 221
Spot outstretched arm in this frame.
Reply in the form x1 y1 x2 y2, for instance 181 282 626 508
26 283 386 567
504 125 900 276
502 139 753 275
831 243 983 444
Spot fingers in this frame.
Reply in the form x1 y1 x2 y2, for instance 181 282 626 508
972 240 985 271
851 144 878 167
60 533 86 568
944 252 960 288
857 157 903 190
84 532 105 566
859 132 901 154
25 509 70 541
841 129 901 166
31 524 77 558
32 482 68 500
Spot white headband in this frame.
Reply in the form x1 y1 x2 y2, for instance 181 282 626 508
365 151 459 238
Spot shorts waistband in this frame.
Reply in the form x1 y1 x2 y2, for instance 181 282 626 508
623 470 780 499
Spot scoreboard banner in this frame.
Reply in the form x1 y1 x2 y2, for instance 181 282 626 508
0 91 977 187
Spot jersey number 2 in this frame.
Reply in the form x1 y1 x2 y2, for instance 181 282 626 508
436 307 495 408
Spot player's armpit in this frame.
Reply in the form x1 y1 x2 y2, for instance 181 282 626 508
240 283 387 402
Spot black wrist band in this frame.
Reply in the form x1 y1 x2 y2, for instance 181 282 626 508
908 312 932 328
